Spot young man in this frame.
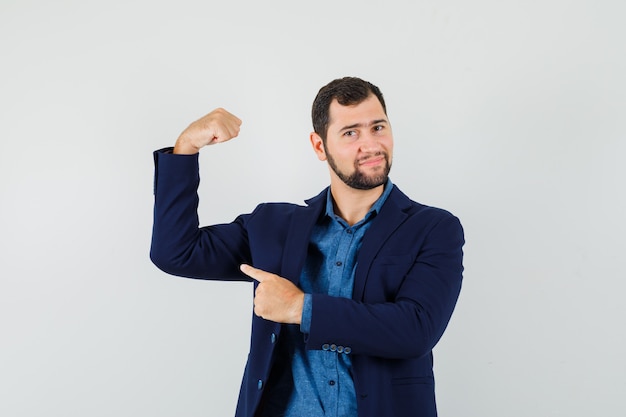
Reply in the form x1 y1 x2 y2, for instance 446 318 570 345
151 77 464 417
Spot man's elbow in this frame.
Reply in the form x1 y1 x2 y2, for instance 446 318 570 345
149 243 179 276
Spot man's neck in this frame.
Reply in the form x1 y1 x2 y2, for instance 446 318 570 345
329 180 385 226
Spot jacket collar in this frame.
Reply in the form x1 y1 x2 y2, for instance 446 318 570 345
280 185 414 297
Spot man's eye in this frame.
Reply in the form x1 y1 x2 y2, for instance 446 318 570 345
373 125 384 131
344 131 356 137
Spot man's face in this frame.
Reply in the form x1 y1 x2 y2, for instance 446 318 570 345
312 94 393 190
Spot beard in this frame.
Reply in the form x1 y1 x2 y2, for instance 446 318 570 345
326 150 392 190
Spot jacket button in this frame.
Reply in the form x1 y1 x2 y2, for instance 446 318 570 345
257 380 263 390
337 345 344 353
330 344 337 352
322 343 330 351
344 347 352 354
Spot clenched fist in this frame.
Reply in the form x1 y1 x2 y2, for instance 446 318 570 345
174 108 242 154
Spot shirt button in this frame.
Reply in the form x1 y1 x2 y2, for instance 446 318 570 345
346 229 353 234
329 380 336 386
335 261 342 266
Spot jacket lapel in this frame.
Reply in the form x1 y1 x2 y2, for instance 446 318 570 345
352 186 412 300
280 188 327 283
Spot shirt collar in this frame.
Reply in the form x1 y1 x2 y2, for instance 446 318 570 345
324 178 394 220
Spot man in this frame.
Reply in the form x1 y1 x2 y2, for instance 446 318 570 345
151 77 464 417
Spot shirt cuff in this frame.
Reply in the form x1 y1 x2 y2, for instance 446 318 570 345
300 293 312 334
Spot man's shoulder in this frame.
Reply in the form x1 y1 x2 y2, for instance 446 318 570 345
240 197 324 236
250 188 327 218
388 185 461 224
254 201 306 213
256 187 327 212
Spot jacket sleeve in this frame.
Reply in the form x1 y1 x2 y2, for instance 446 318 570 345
305 212 464 359
149 148 252 281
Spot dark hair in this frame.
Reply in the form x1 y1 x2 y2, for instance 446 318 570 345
311 76 387 141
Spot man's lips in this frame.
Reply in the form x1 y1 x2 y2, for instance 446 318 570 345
358 155 385 166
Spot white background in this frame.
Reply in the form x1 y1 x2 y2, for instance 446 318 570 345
1 1 624 416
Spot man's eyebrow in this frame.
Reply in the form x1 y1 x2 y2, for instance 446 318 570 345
338 119 388 132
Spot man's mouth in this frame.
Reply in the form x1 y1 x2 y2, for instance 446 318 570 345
358 154 386 167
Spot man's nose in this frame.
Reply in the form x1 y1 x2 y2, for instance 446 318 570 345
360 132 381 153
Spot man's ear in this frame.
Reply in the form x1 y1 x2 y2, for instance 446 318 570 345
310 132 327 161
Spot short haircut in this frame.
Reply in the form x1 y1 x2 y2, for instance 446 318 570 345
311 77 387 141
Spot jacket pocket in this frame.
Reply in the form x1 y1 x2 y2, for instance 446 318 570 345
392 375 434 386
391 376 436 416
363 254 414 302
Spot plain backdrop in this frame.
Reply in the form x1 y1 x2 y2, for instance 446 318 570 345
1 1 624 416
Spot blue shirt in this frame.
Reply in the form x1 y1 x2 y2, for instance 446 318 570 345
260 180 393 417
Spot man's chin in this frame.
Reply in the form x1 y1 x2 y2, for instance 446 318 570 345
344 174 388 190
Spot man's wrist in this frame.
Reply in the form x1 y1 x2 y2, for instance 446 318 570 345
173 136 200 155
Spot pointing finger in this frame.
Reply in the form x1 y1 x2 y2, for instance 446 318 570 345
240 264 268 282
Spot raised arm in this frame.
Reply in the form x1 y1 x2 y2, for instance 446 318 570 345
150 108 251 281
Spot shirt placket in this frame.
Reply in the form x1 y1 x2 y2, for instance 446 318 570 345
321 225 355 416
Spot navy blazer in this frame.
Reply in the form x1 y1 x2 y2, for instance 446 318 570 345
150 150 465 417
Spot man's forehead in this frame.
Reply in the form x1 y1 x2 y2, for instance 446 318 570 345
328 95 386 125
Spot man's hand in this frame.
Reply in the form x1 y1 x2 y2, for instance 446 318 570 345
174 108 242 154
240 264 305 324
